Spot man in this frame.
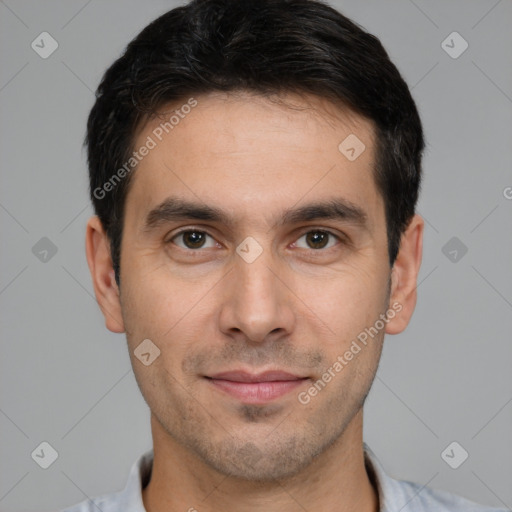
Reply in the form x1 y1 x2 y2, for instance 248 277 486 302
62 0 506 510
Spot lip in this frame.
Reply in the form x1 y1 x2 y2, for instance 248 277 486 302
205 370 309 404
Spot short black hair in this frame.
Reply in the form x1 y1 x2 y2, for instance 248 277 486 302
86 0 424 286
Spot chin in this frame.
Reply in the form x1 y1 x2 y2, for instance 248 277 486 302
195 435 326 482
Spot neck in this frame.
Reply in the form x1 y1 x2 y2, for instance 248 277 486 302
142 410 379 512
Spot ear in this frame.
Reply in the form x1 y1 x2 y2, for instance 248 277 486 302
385 214 424 335
85 216 125 333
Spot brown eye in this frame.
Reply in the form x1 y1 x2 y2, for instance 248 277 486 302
306 231 329 249
295 230 339 250
183 231 206 248
171 230 216 250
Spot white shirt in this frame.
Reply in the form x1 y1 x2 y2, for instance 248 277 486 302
61 443 507 511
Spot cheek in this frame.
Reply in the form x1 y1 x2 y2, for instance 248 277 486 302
119 263 215 375
120 250 185 328
295 265 387 346
121 280 194 410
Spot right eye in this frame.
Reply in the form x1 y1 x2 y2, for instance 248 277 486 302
167 229 219 251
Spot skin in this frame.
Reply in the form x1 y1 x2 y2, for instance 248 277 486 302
86 91 423 512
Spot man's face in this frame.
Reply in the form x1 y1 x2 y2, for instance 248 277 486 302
117 92 393 480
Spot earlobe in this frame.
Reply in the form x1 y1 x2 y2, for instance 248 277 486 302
385 214 424 335
85 216 125 333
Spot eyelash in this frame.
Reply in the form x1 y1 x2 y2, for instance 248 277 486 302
166 227 345 253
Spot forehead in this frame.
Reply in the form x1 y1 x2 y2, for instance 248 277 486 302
125 91 383 232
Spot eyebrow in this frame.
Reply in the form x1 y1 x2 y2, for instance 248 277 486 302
142 196 368 233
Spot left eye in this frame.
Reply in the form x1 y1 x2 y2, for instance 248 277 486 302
294 230 339 250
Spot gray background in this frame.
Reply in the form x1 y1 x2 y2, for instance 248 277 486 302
1 0 511 510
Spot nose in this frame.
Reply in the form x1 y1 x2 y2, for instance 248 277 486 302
218 247 295 344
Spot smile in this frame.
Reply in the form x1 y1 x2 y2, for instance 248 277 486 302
205 370 309 404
